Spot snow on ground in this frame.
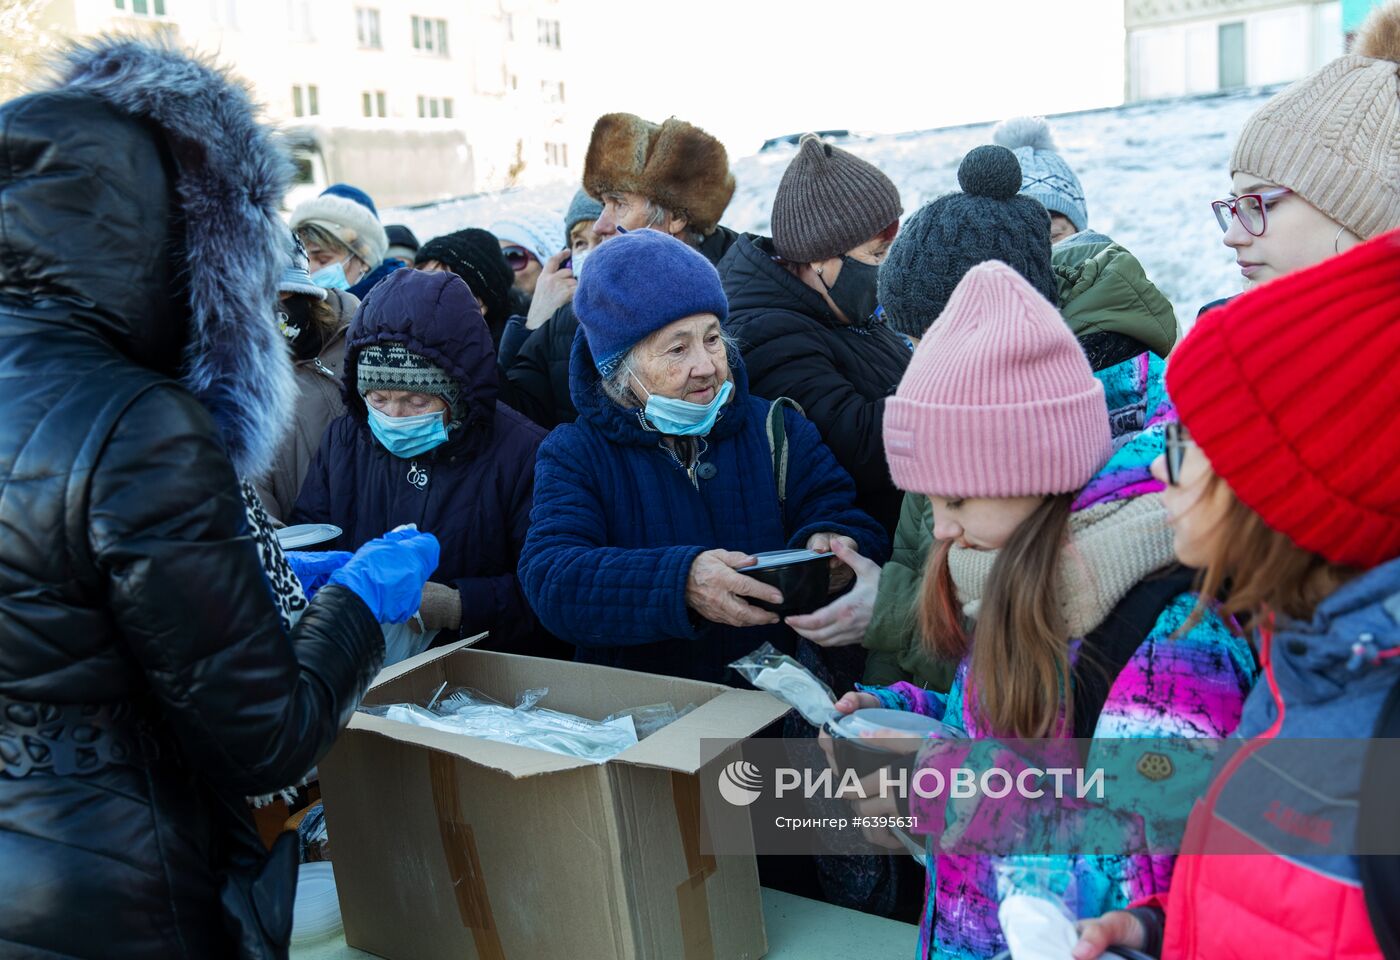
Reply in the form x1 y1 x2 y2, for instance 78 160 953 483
388 87 1280 330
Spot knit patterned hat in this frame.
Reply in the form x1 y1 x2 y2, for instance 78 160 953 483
1230 5 1400 241
356 342 464 421
993 116 1088 233
564 188 604 245
884 260 1111 498
415 228 514 322
1167 229 1400 569
771 134 903 262
490 205 561 265
574 229 729 376
289 182 389 267
878 145 1055 339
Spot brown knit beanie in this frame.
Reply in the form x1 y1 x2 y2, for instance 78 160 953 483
771 134 903 262
1231 2 1400 240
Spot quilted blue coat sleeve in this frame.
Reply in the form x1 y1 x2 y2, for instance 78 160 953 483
779 407 891 564
518 429 706 647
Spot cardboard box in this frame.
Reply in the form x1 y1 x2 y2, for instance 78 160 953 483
319 640 789 960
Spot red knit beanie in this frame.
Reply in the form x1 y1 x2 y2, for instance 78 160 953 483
1167 228 1400 569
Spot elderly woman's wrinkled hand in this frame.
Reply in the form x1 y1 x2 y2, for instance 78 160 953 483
685 549 783 627
785 538 881 646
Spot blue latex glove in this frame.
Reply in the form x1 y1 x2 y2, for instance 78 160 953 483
284 550 353 600
326 529 440 623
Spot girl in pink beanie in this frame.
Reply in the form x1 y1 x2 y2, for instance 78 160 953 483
819 262 1257 959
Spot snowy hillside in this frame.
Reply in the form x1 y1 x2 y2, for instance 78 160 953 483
388 88 1281 330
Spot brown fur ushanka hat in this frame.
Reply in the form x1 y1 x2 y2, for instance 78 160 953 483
582 113 736 236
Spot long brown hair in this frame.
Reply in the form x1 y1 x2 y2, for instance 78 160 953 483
1187 475 1360 631
919 495 1074 738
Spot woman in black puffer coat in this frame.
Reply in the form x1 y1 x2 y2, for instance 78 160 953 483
0 41 436 959
720 135 910 537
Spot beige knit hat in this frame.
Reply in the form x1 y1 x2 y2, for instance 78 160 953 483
1231 3 1400 240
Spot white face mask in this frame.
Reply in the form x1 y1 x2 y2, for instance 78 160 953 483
570 247 590 278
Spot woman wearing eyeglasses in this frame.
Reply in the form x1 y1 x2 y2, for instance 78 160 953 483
1205 4 1399 298
1074 225 1400 960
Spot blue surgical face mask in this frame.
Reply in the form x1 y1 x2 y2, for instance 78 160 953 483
310 259 352 291
630 371 733 436
366 403 449 458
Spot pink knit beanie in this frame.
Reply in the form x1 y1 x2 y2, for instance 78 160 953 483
883 260 1111 498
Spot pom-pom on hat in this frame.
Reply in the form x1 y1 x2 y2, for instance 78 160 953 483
877 145 1054 339
993 116 1088 232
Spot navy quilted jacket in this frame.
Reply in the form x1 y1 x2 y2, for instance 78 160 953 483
518 329 889 683
292 269 548 652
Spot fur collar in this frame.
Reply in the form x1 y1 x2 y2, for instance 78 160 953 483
51 38 296 478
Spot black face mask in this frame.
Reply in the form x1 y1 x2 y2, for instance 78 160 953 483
817 256 880 325
279 295 325 362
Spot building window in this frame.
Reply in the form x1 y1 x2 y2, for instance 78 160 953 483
356 7 381 49
545 142 568 166
115 0 167 14
412 15 449 56
361 90 387 118
541 79 565 103
536 18 560 50
286 0 312 40
292 84 319 118
1217 21 1246 89
417 95 453 119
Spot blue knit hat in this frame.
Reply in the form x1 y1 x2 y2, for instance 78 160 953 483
574 230 729 376
321 182 379 218
564 188 603 246
993 117 1087 233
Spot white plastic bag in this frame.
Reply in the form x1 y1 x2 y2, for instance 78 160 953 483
994 858 1080 959
729 643 838 727
364 686 640 763
380 618 432 666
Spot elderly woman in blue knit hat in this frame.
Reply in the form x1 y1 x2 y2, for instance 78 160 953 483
518 229 888 685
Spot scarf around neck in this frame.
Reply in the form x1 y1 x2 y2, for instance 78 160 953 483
948 494 1176 638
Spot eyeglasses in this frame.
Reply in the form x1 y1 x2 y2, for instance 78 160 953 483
1211 187 1292 236
501 246 535 272
1164 422 1195 486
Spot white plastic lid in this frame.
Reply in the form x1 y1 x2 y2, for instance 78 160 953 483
747 549 826 570
832 707 950 740
276 523 343 550
291 861 343 944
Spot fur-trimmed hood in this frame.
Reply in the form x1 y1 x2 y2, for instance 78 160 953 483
583 113 735 236
0 38 296 478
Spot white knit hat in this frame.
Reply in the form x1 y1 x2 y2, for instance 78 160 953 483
489 205 562 264
289 188 388 267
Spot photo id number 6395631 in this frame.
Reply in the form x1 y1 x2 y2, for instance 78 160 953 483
854 816 919 830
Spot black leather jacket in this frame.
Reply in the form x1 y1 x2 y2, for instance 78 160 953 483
0 71 383 958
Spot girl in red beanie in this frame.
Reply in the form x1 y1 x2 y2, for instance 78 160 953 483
820 261 1257 960
1074 229 1400 959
